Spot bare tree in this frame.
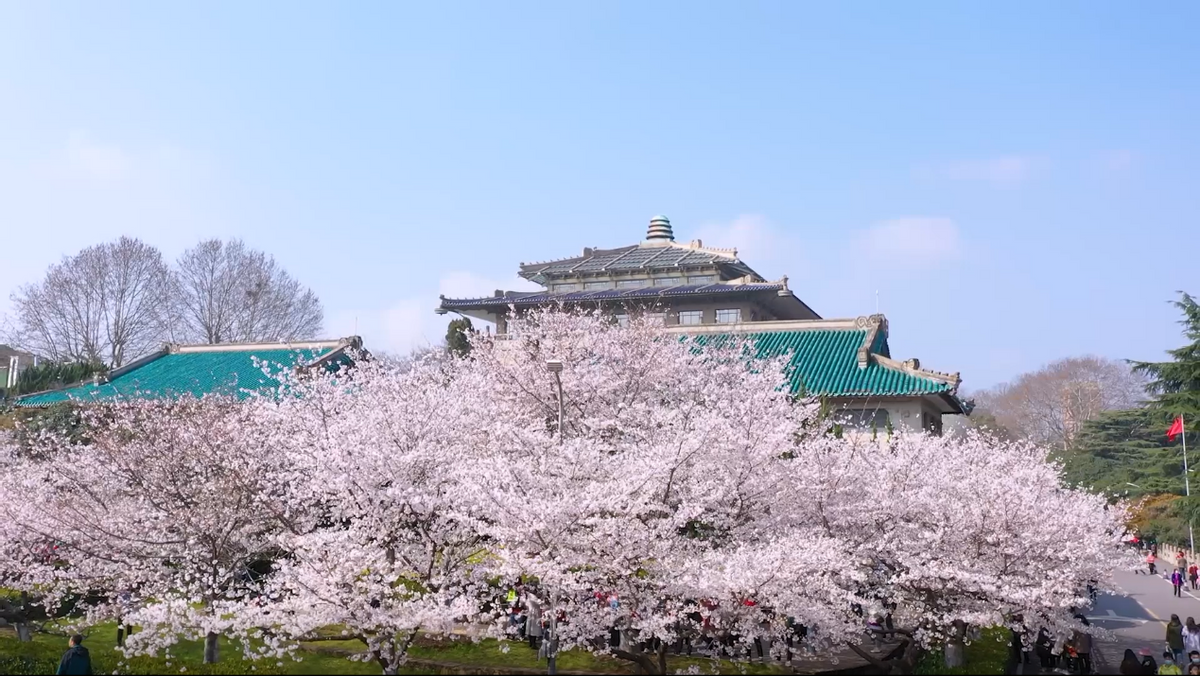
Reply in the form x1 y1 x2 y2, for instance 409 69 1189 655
173 239 323 344
970 355 1147 450
11 238 172 368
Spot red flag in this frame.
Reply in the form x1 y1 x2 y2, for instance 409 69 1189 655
1168 416 1185 441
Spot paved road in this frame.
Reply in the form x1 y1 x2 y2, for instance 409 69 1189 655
1087 566 1200 672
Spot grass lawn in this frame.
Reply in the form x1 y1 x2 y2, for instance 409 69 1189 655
914 626 1010 675
0 624 791 675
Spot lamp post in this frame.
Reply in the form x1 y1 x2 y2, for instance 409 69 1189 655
543 359 564 676
546 359 564 442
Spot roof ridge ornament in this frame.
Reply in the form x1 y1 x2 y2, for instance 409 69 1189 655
646 215 674 241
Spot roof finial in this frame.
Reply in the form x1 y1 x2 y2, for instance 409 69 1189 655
646 215 674 241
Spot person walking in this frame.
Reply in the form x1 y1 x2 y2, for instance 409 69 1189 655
56 634 92 676
1151 552 1160 576
1185 618 1200 656
1175 570 1187 598
1190 565 1198 590
1170 615 1187 664
1179 552 1188 572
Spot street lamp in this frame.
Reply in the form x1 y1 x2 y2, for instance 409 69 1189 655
546 359 564 443
543 359 564 675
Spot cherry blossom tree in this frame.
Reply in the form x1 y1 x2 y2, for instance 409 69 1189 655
447 310 1133 674
447 311 859 673
242 355 495 675
0 398 281 664
756 429 1135 672
0 309 1134 676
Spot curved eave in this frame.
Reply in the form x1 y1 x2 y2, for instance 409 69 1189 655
438 283 788 310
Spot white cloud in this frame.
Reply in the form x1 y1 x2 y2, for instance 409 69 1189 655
854 217 962 268
65 130 130 181
913 155 1040 186
326 271 540 357
694 214 804 281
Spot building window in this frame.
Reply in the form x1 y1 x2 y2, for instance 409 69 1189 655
837 409 890 432
923 412 944 436
678 310 703 326
584 281 613 290
553 283 580 292
715 308 741 324
614 314 630 327
645 312 666 325
616 279 644 289
689 275 716 284
653 276 682 287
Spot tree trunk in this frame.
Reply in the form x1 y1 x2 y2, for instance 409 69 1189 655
887 640 922 675
15 592 31 642
613 647 662 674
203 631 219 664
373 635 400 676
944 620 967 669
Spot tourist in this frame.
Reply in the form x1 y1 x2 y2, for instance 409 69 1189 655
1150 552 1159 575
1174 570 1186 597
866 615 883 653
1124 649 1146 674
1190 651 1200 669
1036 628 1055 670
1188 665 1200 676
526 589 543 649
1142 649 1159 675
56 634 92 676
1072 617 1093 675
1161 651 1184 675
1191 564 1198 590
1180 551 1189 572
1185 619 1200 656
1170 615 1187 663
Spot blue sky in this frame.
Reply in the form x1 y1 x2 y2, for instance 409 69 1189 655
1 1 1197 391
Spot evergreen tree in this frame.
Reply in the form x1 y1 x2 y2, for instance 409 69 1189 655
445 317 474 358
1057 407 1178 497
1131 291 1200 423
11 360 106 396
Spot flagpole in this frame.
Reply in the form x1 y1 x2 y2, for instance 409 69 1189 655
1185 415 1194 555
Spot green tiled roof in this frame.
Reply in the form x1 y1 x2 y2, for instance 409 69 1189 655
15 347 337 408
694 329 955 398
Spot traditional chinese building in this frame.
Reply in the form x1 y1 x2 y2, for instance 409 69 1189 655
14 338 362 408
436 216 967 434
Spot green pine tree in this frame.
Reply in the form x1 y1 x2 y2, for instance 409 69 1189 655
1131 291 1200 424
1056 407 1177 497
445 317 475 358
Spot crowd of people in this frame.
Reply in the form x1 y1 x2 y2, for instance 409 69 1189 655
1119 647 1200 674
497 583 837 664
1117 541 1200 674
